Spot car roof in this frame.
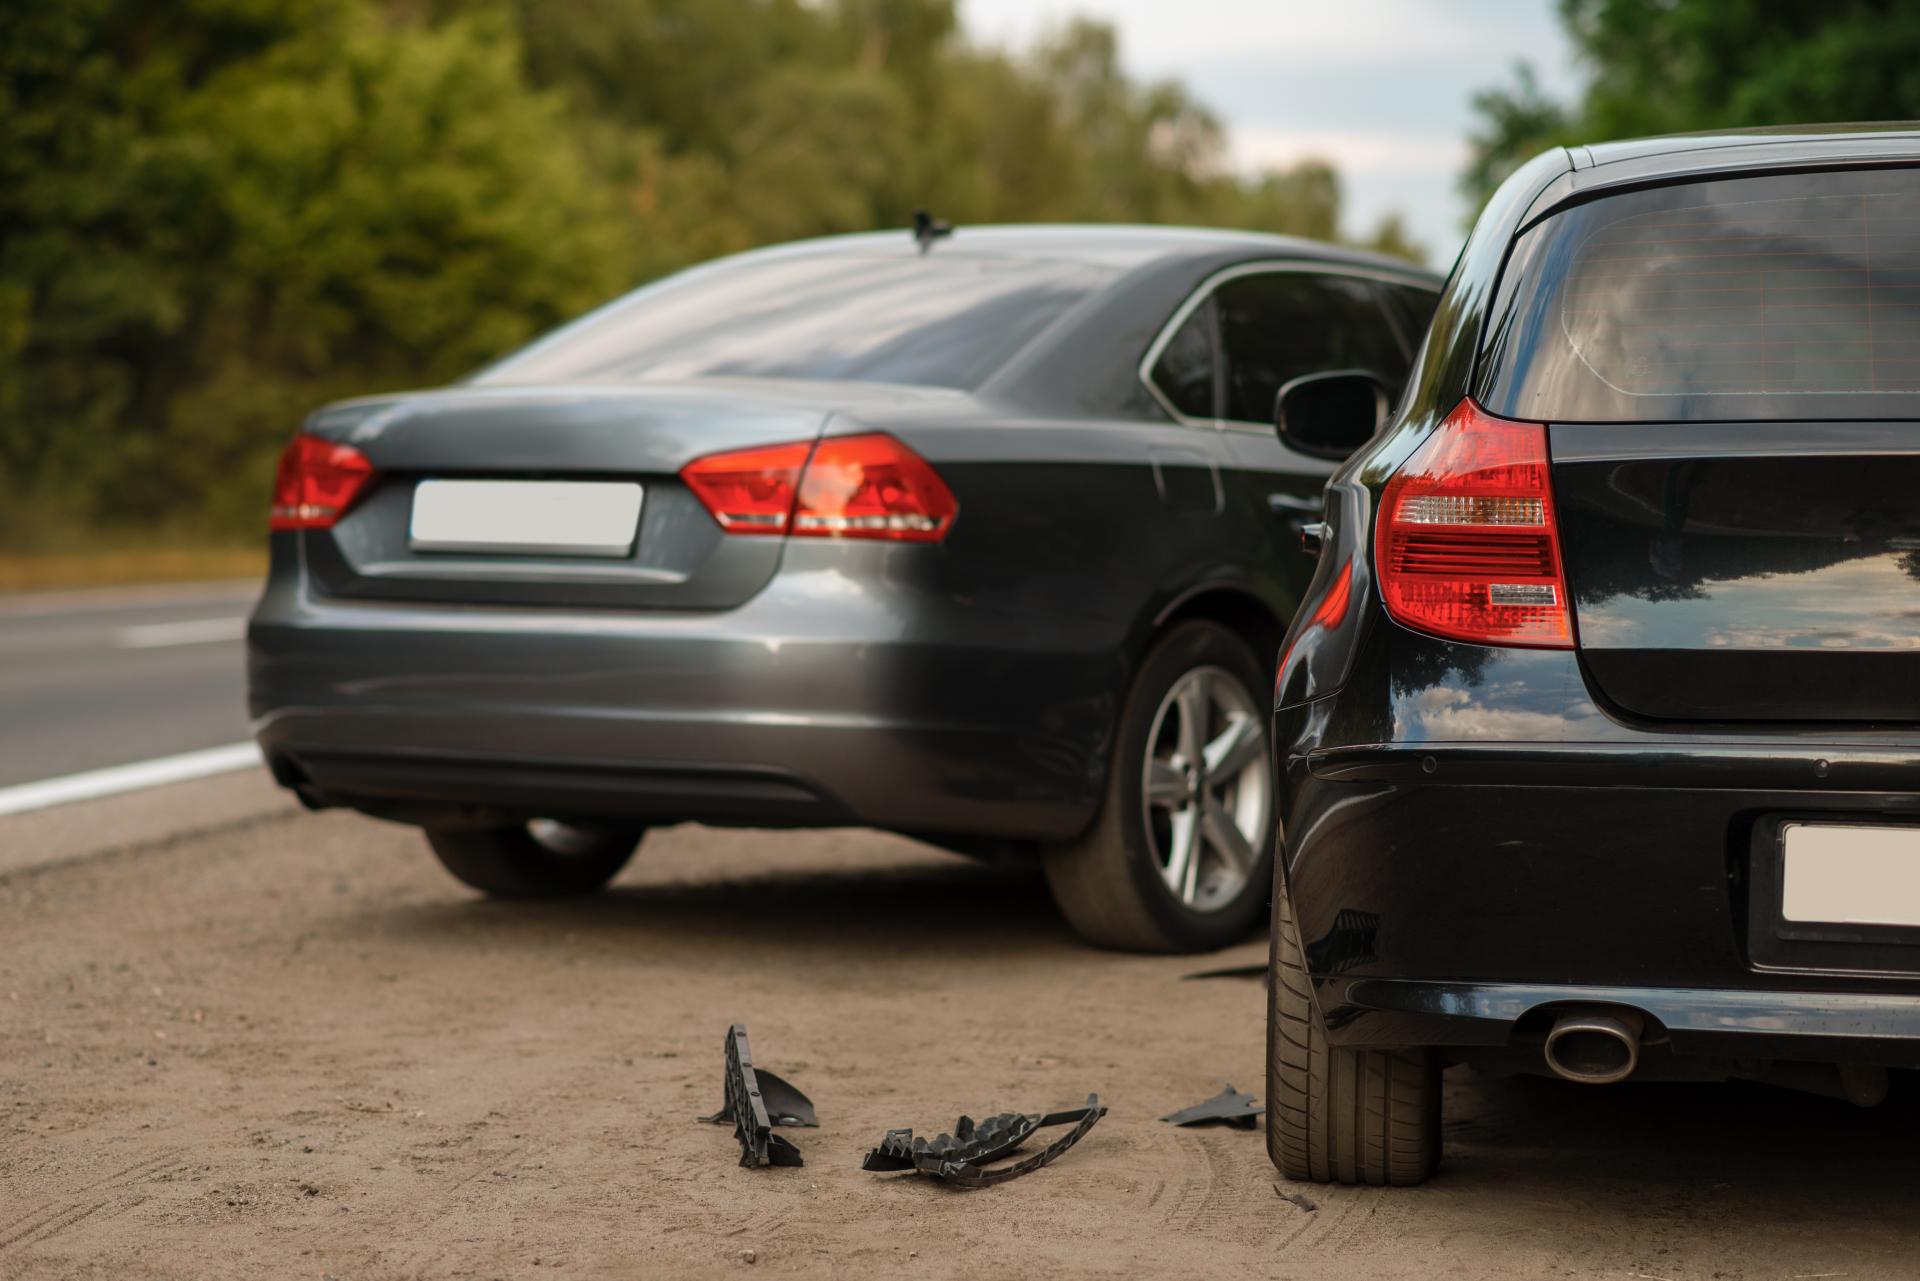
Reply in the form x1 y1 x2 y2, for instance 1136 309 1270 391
724 223 1437 280
1574 121 1920 171
1508 124 1920 234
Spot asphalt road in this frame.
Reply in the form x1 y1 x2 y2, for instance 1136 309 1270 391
1 781 1916 1279
0 581 258 788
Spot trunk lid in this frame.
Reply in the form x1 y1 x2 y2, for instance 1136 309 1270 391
1550 424 1920 723
299 381 954 610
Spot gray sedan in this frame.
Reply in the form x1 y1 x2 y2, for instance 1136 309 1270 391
248 224 1436 951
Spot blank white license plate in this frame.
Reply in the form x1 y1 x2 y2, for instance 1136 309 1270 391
409 480 642 557
1782 823 1920 927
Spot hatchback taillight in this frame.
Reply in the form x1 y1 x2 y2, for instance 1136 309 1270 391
1375 399 1573 648
680 433 958 542
270 435 376 531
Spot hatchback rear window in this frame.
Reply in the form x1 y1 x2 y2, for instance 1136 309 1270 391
1479 167 1920 421
475 251 1116 391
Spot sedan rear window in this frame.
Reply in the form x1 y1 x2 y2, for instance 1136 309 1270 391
475 251 1116 391
1479 167 1920 421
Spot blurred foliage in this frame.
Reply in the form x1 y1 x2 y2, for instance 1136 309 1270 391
1464 0 1920 211
0 0 1410 550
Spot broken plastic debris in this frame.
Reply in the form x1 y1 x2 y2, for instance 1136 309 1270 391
1181 963 1267 982
1160 1085 1262 1129
861 1095 1106 1187
700 1024 815 1168
1275 1186 1319 1212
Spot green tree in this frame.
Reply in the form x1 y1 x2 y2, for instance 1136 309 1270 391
0 0 628 543
2 0 1420 553
1463 0 1920 212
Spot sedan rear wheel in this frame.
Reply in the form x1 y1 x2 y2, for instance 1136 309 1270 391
425 821 644 899
1044 621 1275 952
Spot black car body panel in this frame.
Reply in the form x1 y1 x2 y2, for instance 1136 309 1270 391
1273 129 1920 1072
250 226 1438 848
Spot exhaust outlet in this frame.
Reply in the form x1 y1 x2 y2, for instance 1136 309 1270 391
1543 1008 1644 1085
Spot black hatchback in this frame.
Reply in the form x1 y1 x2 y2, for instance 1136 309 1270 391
1267 125 1920 1185
248 225 1437 952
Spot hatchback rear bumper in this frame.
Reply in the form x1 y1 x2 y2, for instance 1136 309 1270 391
1318 977 1920 1067
1283 737 1920 1067
248 562 1126 841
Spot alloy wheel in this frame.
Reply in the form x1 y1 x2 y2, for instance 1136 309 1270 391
1140 665 1271 912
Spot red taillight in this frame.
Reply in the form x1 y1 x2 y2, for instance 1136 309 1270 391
680 433 958 542
270 435 375 531
678 441 813 535
1375 399 1573 648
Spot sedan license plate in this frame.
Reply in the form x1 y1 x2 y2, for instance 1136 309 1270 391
409 480 642 557
1781 823 1920 927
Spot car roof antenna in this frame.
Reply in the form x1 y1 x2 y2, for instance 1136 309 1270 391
912 209 953 255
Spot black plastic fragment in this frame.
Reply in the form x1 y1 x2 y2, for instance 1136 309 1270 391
1161 1085 1263 1129
701 1024 815 1168
1182 963 1268 983
1275 1187 1319 1212
861 1095 1106 1187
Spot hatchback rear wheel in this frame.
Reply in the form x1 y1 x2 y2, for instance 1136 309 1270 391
425 821 644 898
1044 621 1275 952
1267 871 1441 1185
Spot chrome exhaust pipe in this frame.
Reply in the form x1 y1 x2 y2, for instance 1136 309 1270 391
1543 1008 1644 1085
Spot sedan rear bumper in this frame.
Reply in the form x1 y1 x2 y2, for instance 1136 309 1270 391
249 558 1127 841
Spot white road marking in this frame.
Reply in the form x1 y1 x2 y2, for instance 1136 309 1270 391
0 742 263 818
114 616 249 649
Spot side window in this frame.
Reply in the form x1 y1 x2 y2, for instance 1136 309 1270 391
1148 297 1217 419
1215 273 1410 424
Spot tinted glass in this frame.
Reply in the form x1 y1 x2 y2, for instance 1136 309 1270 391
477 252 1117 390
1386 285 1439 343
1480 167 1920 421
1216 273 1409 423
1149 298 1218 418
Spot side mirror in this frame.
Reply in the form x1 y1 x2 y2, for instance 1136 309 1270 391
1274 370 1389 460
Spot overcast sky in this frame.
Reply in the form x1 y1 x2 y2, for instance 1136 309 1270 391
958 0 1581 263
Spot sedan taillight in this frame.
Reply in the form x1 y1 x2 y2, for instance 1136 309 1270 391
1375 399 1573 648
680 433 958 543
270 435 376 531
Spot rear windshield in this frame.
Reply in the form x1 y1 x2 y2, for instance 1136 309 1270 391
1479 167 1920 421
475 250 1116 391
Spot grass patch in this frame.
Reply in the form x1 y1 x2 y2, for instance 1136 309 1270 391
0 545 267 594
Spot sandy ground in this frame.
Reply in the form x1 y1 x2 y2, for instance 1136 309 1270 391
3 784 1919 1280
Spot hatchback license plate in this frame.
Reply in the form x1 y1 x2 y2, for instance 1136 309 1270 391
1781 823 1920 927
409 480 642 557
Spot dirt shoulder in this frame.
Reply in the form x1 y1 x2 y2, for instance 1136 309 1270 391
1 799 1916 1279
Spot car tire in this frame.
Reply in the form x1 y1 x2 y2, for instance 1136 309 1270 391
1044 620 1276 953
424 821 644 899
1267 870 1442 1185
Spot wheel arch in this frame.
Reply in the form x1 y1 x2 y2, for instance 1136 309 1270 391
1145 583 1288 673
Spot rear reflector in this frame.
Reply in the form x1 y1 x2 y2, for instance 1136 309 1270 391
1375 399 1573 648
681 433 957 542
270 434 376 530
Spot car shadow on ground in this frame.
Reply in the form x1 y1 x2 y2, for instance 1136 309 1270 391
1441 1067 1920 1206
361 849 1092 958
